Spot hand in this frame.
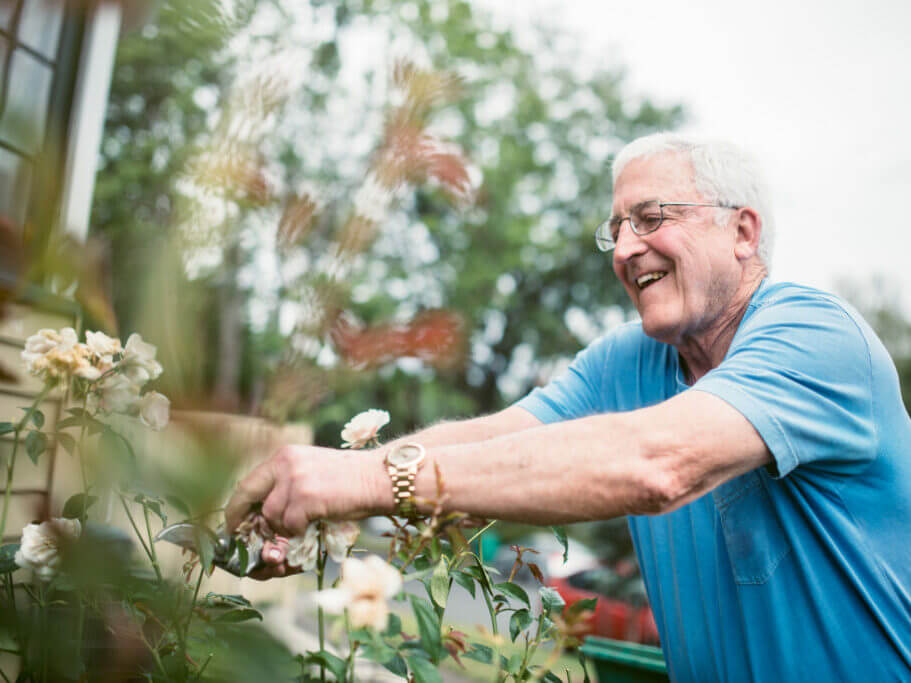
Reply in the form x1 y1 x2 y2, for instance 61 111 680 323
248 537 298 581
225 444 386 537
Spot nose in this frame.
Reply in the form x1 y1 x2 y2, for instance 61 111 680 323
611 220 648 266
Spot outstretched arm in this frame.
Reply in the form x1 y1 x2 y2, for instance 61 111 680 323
226 390 770 534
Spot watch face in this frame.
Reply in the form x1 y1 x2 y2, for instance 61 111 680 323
387 443 424 466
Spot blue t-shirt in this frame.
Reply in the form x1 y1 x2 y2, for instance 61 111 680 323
517 280 911 681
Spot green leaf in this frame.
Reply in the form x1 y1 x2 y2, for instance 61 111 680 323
452 570 476 598
463 643 493 664
194 527 216 575
494 581 530 608
134 493 167 527
506 653 523 675
62 493 99 519
30 410 44 429
0 422 15 436
101 427 135 465
551 526 568 564
540 586 566 615
24 430 47 464
0 544 20 574
202 592 252 608
236 540 249 575
407 655 443 683
509 608 532 642
381 653 408 677
567 596 598 616
361 641 396 664
409 594 443 663
165 494 191 517
212 607 262 623
429 558 450 609
302 651 347 681
56 432 77 456
383 612 402 637
543 671 563 683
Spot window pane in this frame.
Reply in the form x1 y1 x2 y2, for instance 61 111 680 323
0 146 31 228
18 0 63 60
0 48 52 155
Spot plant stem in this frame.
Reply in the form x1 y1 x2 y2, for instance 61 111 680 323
143 505 163 579
0 385 50 537
119 494 163 582
317 531 326 683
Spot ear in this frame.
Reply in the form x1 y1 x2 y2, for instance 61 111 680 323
732 207 762 262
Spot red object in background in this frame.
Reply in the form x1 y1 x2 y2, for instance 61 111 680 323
330 309 465 369
548 568 660 645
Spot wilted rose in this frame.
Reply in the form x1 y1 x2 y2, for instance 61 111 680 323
14 517 82 581
121 333 163 385
21 328 94 382
340 409 390 448
325 521 359 562
286 523 320 570
313 555 402 630
139 391 170 430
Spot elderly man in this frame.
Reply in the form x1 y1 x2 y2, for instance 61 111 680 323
227 133 911 680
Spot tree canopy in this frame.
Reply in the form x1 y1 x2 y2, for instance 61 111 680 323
91 0 685 442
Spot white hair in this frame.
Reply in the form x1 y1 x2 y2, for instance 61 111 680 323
612 132 775 268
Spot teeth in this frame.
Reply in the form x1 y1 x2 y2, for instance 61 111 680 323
636 272 667 289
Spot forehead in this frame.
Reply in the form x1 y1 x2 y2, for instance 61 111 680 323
611 152 698 213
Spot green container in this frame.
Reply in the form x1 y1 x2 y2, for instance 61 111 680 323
580 636 669 683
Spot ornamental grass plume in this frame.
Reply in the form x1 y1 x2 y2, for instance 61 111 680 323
14 517 82 581
313 554 402 630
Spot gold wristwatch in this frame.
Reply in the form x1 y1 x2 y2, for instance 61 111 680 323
384 442 426 518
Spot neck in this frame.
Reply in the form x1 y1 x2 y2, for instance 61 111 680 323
677 271 765 382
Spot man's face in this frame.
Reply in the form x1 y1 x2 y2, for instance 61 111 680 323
610 153 741 346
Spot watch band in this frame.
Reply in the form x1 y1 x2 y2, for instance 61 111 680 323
385 443 425 518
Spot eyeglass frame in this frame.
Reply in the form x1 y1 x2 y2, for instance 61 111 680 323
595 201 741 252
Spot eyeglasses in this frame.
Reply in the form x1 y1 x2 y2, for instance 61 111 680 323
595 200 739 252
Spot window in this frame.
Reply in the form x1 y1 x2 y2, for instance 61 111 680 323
0 0 81 236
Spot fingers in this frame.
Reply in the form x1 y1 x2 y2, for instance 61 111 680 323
261 476 295 536
248 537 299 581
263 537 289 564
225 458 279 531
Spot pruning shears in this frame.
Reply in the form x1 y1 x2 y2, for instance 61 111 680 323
154 522 266 577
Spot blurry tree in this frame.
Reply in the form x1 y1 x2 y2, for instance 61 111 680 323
90 0 684 438
838 276 911 412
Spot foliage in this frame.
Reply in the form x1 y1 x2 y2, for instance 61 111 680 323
90 0 684 436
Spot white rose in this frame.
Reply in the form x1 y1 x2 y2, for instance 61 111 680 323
313 555 402 630
15 517 82 581
97 374 141 414
85 330 122 367
121 333 163 385
286 523 320 570
139 391 170 430
325 521 360 562
340 409 390 449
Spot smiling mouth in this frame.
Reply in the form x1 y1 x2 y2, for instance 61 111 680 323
636 271 667 291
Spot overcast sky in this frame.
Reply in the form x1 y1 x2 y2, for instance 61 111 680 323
479 0 911 310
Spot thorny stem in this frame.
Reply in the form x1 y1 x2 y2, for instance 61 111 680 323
143 505 163 579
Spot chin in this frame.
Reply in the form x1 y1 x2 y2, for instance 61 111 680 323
639 311 679 344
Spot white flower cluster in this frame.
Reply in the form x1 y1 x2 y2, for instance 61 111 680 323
14 517 82 581
22 328 170 430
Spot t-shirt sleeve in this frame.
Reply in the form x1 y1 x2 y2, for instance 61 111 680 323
516 333 616 424
693 293 877 479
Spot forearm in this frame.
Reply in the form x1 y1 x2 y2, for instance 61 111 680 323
384 406 540 449
371 411 661 525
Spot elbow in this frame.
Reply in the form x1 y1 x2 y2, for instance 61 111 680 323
629 429 695 516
